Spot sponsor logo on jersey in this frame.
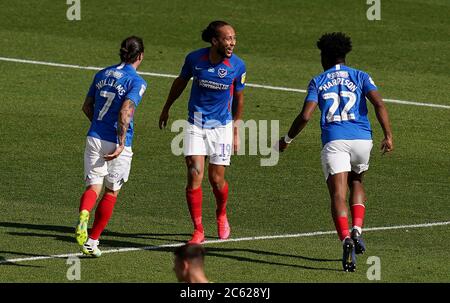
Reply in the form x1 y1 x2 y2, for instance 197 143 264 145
105 69 124 79
198 79 230 90
218 68 227 78
327 71 349 79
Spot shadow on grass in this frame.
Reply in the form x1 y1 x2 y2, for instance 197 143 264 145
156 246 342 272
0 221 190 243
0 251 44 268
0 221 342 272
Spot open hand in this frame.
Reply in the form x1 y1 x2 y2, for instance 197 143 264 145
104 145 124 161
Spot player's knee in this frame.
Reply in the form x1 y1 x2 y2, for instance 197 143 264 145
188 165 203 181
104 187 120 197
208 173 224 189
349 171 364 183
86 185 102 197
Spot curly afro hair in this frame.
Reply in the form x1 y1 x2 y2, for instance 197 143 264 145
317 32 352 61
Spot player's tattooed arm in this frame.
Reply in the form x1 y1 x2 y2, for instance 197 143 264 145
117 99 135 146
82 96 95 121
104 99 135 161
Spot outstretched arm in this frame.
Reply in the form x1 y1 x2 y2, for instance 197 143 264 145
278 101 317 152
82 96 95 121
104 99 135 161
159 76 190 129
366 90 394 154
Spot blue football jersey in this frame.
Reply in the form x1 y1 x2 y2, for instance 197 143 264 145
179 48 246 128
86 63 147 147
305 64 377 145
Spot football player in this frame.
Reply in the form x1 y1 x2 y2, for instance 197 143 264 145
75 36 147 257
279 32 393 271
159 21 246 244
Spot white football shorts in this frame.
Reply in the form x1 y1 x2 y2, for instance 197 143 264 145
321 139 373 180
84 136 133 191
183 122 233 166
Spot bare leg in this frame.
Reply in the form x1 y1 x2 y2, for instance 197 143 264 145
185 156 206 243
186 156 205 189
327 172 350 240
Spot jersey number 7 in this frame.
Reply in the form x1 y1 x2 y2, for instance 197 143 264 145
98 91 116 121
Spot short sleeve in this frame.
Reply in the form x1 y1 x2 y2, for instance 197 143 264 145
234 62 246 92
125 78 147 107
304 79 318 103
179 53 193 80
362 73 378 96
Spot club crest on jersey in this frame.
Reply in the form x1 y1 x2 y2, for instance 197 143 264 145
218 68 227 78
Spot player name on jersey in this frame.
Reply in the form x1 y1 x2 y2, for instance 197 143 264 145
95 78 126 96
319 77 357 92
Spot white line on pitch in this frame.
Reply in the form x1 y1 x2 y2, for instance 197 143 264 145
1 56 449 109
1 220 449 265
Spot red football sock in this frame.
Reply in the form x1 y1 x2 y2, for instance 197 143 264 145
79 189 98 213
351 204 366 229
90 194 117 240
334 216 350 241
186 187 203 233
213 182 229 219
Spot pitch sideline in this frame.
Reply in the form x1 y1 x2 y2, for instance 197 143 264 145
1 220 449 265
0 56 449 109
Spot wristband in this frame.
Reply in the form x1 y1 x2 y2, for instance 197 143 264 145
284 134 294 144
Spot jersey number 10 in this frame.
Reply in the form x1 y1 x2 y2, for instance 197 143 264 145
323 91 357 123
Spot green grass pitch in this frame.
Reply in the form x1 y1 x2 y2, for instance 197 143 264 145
0 0 449 282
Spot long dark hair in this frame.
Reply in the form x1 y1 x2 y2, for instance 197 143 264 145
201 21 230 43
119 36 144 64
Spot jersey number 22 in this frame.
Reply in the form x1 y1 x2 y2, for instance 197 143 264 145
323 91 356 123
